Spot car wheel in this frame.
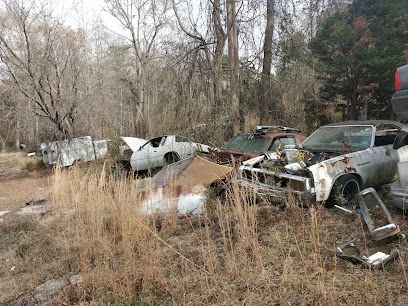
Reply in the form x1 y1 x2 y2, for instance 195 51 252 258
164 152 180 165
326 174 360 208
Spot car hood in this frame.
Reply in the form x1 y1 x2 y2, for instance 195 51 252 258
217 149 262 162
121 137 147 152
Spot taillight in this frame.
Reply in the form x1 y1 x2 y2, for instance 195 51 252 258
395 70 401 91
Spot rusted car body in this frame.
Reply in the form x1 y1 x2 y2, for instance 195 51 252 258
237 121 405 205
40 136 109 167
215 126 305 164
137 156 232 215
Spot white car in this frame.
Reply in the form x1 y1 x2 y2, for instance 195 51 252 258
238 121 407 206
130 135 210 172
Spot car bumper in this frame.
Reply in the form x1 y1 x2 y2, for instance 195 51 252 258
236 166 315 204
392 89 408 120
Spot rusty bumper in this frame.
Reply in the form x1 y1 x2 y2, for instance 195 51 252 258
235 165 315 204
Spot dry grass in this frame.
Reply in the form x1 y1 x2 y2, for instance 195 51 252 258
4 163 408 305
44 165 408 305
0 152 46 181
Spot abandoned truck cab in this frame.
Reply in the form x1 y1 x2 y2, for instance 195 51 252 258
238 120 405 205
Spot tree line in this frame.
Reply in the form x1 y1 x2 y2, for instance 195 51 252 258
0 0 406 150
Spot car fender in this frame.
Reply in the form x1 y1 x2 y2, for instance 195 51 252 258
130 150 154 171
309 163 362 202
308 152 367 202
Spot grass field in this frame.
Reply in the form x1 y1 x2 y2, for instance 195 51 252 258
1 155 408 305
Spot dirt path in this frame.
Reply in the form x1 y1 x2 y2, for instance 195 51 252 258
0 176 51 211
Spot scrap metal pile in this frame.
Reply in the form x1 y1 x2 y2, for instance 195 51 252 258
335 188 406 268
32 64 408 269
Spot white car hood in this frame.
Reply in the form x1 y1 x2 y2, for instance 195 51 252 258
121 137 147 152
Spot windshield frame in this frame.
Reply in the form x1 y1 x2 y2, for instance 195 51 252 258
221 134 270 153
301 125 375 151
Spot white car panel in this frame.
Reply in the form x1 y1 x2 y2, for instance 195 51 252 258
130 135 208 172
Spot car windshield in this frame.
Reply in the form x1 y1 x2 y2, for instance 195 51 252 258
222 134 269 152
302 125 373 150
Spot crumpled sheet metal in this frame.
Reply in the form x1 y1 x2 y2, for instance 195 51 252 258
335 188 405 268
336 238 399 269
149 156 233 189
40 136 108 167
358 188 401 241
139 184 207 215
137 156 232 215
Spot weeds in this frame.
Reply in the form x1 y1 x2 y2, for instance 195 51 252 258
16 223 31 233
41 165 408 304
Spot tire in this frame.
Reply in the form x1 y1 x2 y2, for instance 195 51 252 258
326 174 360 208
164 152 180 165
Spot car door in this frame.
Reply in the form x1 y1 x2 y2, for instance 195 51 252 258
174 136 196 159
131 136 166 171
332 125 397 188
367 124 400 186
147 136 168 168
354 125 399 187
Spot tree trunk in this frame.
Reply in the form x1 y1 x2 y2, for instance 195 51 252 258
349 89 358 120
35 115 39 144
227 0 240 135
15 99 20 149
259 0 275 125
212 0 226 128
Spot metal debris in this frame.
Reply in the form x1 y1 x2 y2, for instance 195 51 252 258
357 188 401 241
17 204 50 217
336 238 399 268
40 136 109 167
335 188 405 268
26 199 47 206
138 156 232 215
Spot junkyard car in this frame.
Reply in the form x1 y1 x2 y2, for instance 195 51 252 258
237 120 405 206
130 135 210 172
392 64 408 120
390 64 408 210
114 137 147 171
40 136 109 167
215 126 305 164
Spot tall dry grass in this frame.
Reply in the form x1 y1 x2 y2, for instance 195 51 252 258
50 165 408 305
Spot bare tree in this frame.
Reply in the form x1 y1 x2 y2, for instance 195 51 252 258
172 0 225 106
212 0 227 109
259 0 275 124
226 0 240 134
104 0 166 136
0 0 88 139
0 93 14 150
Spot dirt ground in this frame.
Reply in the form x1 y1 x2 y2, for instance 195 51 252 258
0 153 53 305
0 176 51 211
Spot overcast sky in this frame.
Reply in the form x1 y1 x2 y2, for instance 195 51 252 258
53 0 123 32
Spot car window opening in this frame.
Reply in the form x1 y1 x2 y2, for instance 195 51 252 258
268 137 295 152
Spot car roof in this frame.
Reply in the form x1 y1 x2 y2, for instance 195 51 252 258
323 120 405 128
